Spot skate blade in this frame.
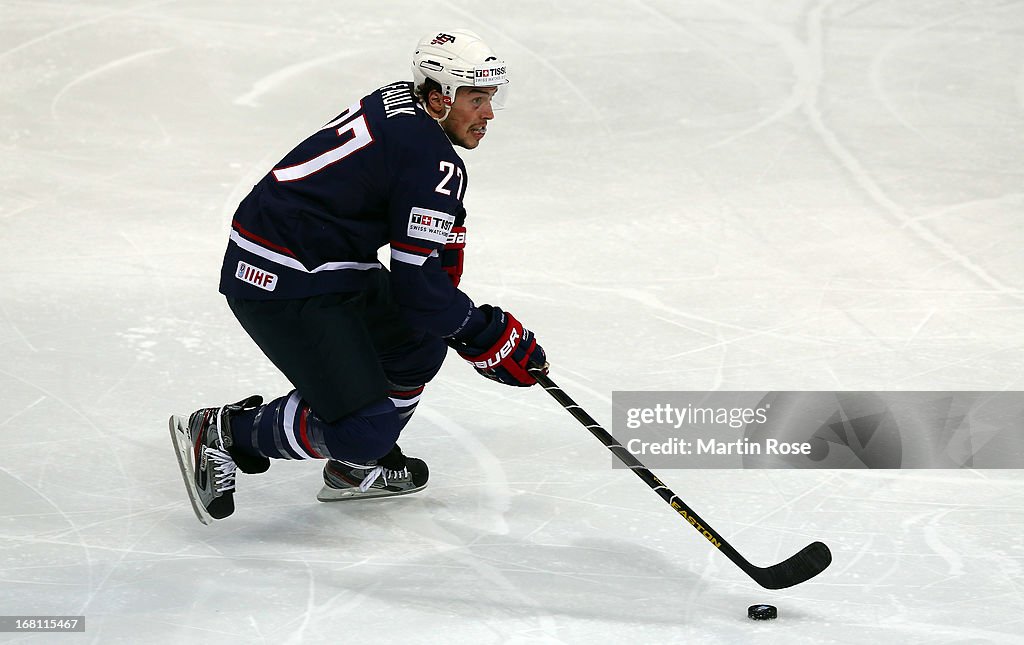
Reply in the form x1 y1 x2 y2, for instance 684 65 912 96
316 483 426 503
168 415 212 525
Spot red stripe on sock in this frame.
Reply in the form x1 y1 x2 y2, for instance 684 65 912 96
298 406 324 459
387 385 425 399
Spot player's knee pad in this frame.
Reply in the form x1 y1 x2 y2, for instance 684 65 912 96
316 398 403 463
381 332 447 386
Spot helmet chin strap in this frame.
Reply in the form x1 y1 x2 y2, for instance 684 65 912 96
438 86 456 122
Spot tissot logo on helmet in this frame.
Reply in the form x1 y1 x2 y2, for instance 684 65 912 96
475 67 506 78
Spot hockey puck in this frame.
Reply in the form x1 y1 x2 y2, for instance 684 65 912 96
748 604 777 620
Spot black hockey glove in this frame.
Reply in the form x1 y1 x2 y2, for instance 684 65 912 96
450 305 547 387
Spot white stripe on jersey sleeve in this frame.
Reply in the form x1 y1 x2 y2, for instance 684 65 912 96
390 247 439 266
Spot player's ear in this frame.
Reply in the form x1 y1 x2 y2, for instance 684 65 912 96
425 89 446 118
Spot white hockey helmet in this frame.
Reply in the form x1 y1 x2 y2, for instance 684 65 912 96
412 30 508 113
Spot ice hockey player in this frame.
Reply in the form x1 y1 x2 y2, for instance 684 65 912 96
169 29 548 524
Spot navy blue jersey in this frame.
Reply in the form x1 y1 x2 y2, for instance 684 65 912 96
220 81 476 338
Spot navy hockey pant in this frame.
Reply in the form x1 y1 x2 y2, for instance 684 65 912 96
224 275 446 463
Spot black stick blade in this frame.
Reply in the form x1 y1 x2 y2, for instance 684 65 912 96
748 541 832 590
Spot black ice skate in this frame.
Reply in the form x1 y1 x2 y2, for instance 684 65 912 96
168 395 264 524
317 444 428 502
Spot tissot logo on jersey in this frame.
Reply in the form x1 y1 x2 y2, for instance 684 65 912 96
406 207 455 244
235 261 278 292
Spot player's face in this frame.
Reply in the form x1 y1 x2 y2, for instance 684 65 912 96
442 87 496 149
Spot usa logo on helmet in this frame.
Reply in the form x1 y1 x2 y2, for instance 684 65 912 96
431 33 456 45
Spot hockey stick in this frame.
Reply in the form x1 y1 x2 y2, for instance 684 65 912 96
528 367 832 590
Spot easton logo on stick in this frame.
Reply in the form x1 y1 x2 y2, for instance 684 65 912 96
671 501 722 548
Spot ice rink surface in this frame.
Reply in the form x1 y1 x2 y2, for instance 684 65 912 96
2 0 1023 643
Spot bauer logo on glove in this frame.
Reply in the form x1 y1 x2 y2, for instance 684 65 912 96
468 326 519 370
450 305 547 387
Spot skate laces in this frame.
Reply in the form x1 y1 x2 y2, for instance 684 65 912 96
357 466 385 492
338 462 410 492
207 447 237 493
199 406 237 494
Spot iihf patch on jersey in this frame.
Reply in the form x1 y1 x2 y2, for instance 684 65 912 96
406 207 455 244
235 261 278 292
